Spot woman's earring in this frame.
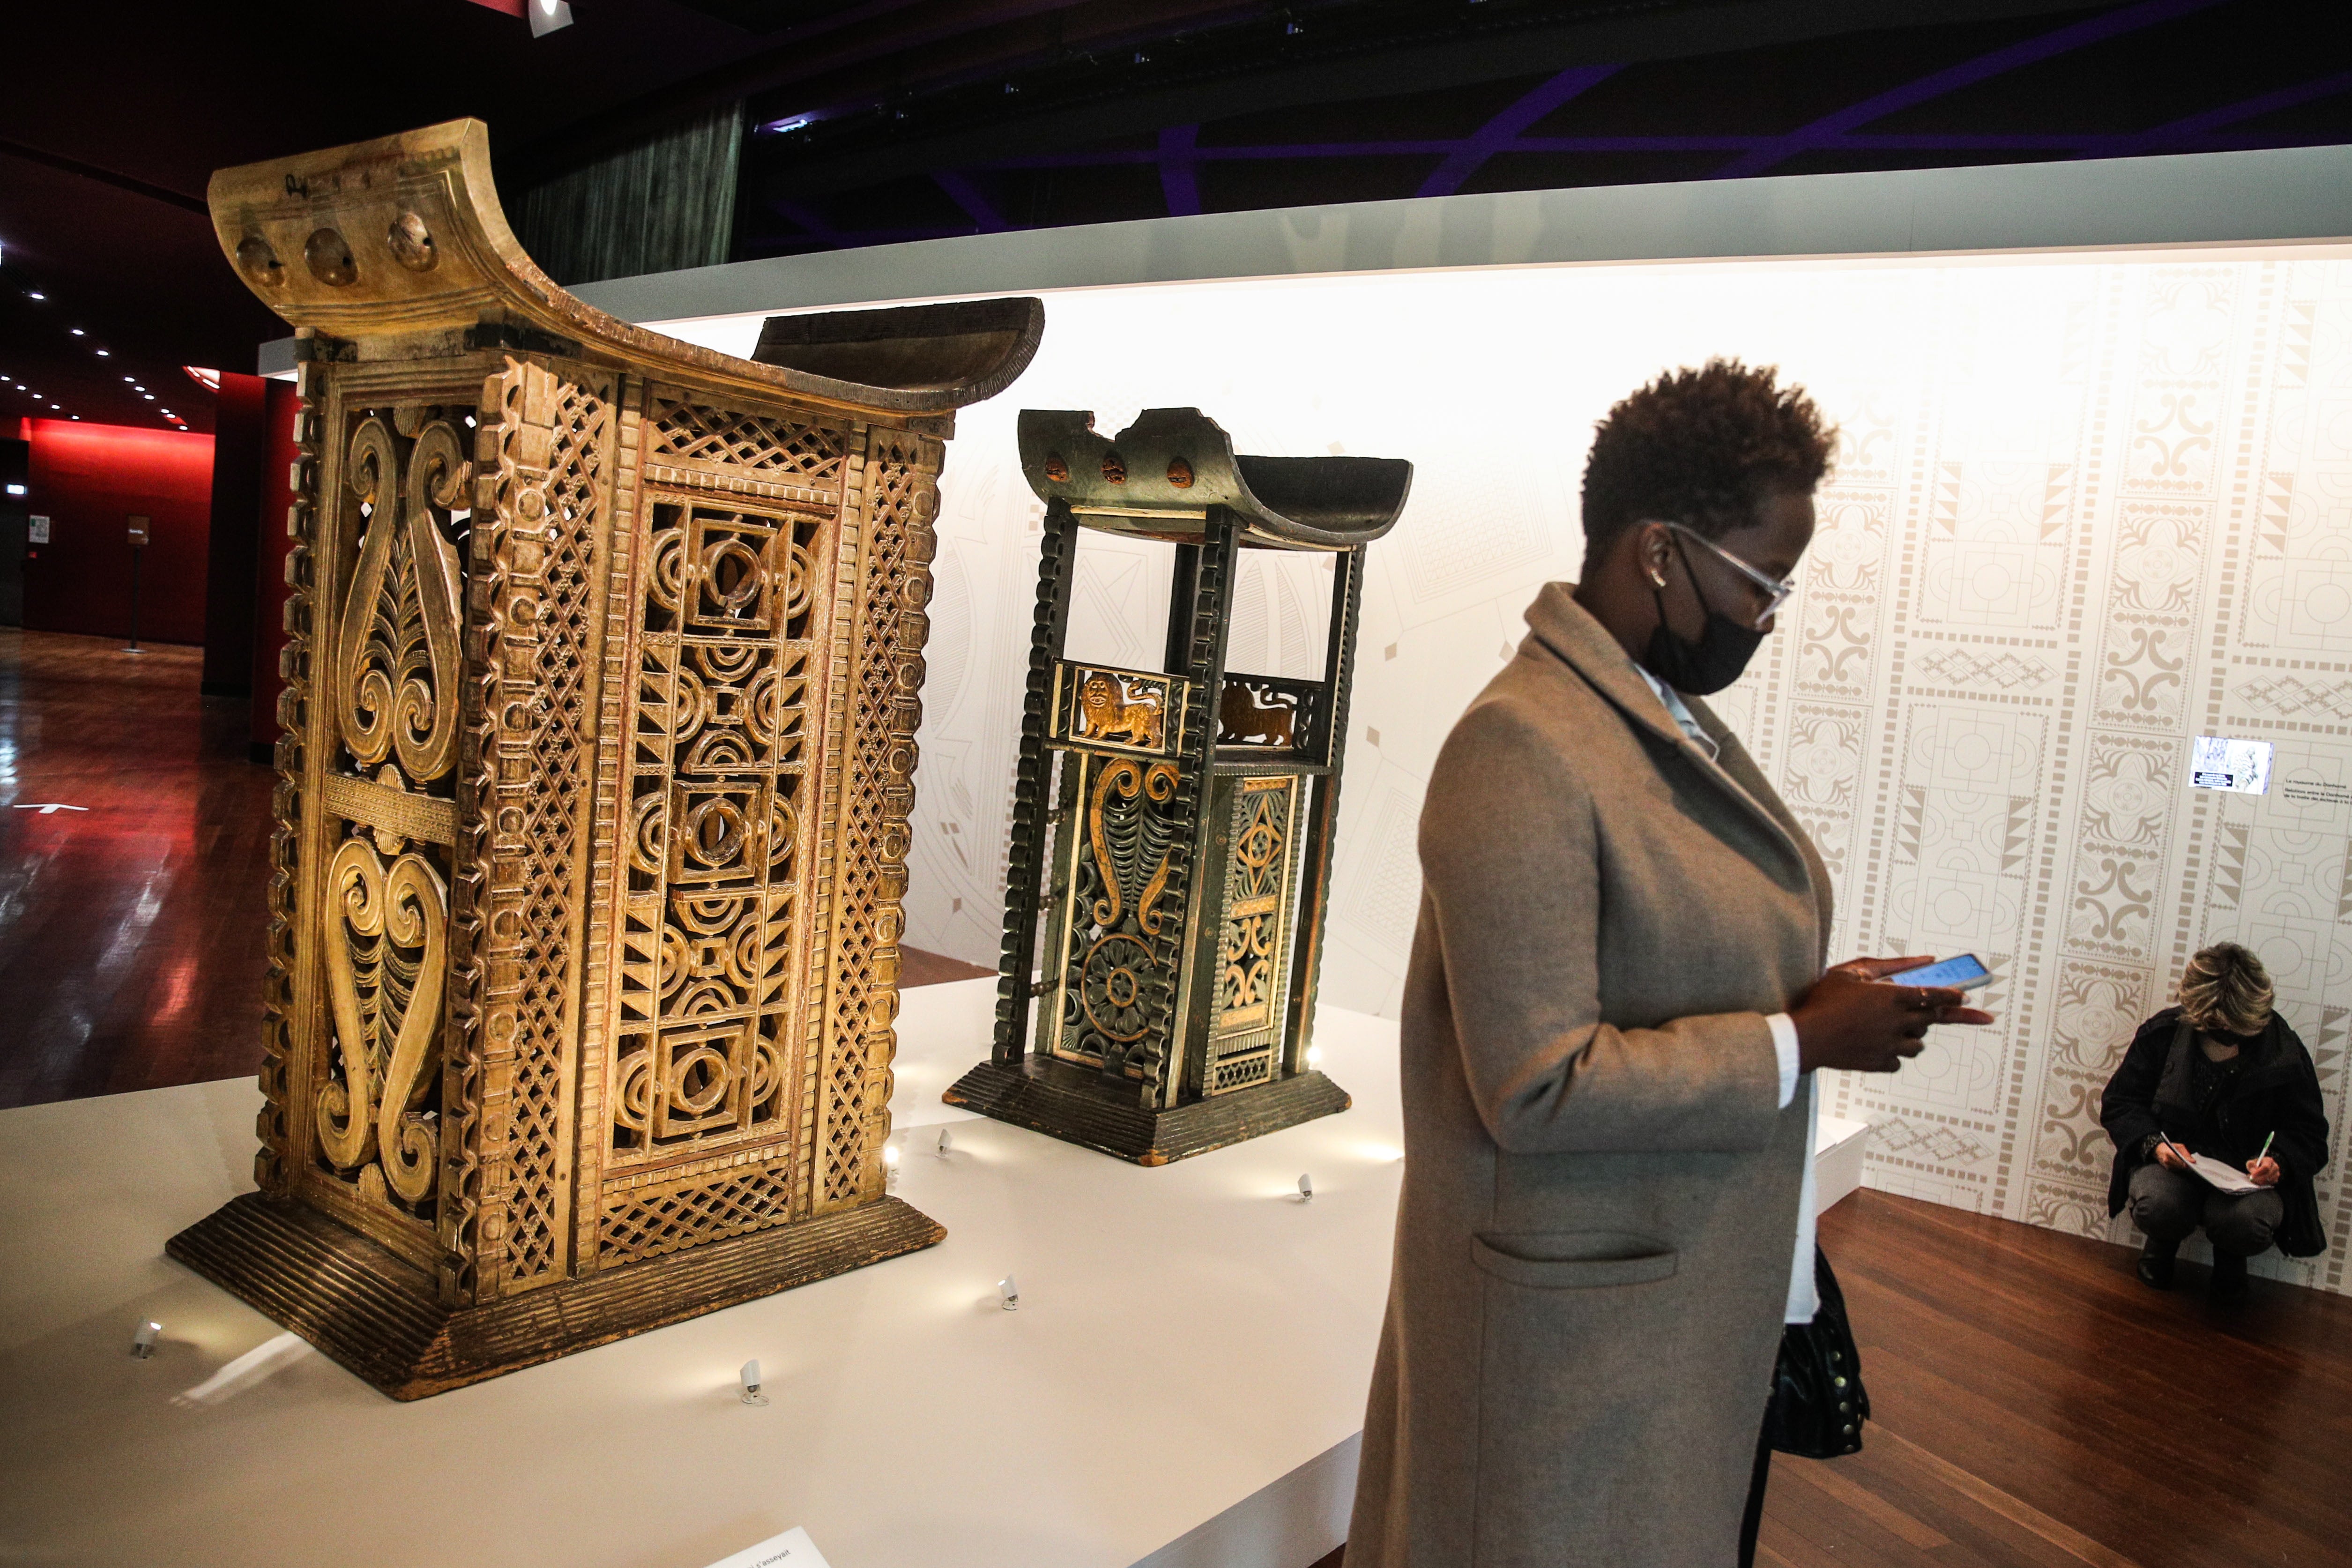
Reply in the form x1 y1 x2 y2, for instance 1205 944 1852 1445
1648 565 1669 589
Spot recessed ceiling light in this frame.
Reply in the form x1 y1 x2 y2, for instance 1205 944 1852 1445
134 385 146 392
95 349 109 357
27 291 45 300
70 328 84 336
143 394 154 400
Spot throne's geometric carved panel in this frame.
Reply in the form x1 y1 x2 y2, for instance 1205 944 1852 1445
1206 773 1303 1095
603 489 824 1257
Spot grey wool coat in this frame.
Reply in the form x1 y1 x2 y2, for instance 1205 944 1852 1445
1347 583 1834 1568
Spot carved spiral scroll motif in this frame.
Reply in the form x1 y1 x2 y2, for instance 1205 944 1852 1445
1087 758 1179 933
318 833 448 1205
334 415 468 783
1048 752 1183 1076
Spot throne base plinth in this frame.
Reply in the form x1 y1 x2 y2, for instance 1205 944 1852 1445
943 1055 1350 1166
166 1192 945 1400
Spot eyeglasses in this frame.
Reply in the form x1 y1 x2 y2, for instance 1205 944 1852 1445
1665 522 1799 626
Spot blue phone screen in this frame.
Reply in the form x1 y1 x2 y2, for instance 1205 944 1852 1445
1892 955 1990 989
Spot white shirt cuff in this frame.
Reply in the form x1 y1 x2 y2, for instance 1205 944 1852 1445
1766 1012 1801 1108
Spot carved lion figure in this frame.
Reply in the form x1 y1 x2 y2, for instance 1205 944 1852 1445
1218 681 1298 748
1078 671 1165 750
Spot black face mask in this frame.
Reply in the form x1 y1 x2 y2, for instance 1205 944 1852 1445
1641 537 1766 696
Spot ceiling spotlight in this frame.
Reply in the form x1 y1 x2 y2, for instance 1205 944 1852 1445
26 291 45 301
95 349 109 357
134 385 146 392
184 366 221 393
529 0 573 36
70 327 85 336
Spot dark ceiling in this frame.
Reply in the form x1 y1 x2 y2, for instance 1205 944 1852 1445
5 0 2347 436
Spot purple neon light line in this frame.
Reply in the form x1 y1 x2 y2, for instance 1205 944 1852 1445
932 170 1010 232
2088 68 2352 153
984 116 2349 162
1415 62 1623 198
1712 0 2235 178
1161 124 1204 216
959 91 2347 176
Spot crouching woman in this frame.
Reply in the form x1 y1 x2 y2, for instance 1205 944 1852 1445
2099 943 2330 1294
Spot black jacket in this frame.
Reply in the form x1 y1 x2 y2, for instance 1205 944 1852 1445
2100 1006 2331 1257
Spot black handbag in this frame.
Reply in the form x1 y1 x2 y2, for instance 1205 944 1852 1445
1764 1244 1869 1458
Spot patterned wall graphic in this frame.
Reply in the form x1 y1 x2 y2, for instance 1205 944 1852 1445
659 252 2352 1288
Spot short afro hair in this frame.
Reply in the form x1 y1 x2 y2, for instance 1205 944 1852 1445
1580 359 1835 556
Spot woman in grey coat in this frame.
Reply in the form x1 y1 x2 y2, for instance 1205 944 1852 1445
1347 361 1991 1568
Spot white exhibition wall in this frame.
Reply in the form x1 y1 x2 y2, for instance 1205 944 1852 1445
656 249 2352 1289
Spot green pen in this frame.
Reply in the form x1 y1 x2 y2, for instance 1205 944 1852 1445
2255 1130 2277 1168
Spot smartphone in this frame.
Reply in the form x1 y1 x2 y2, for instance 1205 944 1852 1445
1887 954 1994 991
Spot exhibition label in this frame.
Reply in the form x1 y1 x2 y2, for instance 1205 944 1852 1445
2190 736 2272 795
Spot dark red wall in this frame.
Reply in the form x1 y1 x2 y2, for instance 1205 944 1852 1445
23 418 215 645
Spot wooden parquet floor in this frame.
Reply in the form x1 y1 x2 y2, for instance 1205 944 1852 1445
0 629 275 1106
1321 1189 2352 1568
1774 1188 2352 1568
8 629 2347 1566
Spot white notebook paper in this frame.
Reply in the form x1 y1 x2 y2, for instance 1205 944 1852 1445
2182 1152 2267 1196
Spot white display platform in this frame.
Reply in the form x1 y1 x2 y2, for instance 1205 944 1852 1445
0 983 1399 1568
0 981 1875 1568
1816 1115 1872 1214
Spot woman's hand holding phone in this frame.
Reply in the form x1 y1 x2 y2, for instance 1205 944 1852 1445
1790 956 1997 1075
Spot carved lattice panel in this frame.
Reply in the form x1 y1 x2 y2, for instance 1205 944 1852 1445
648 394 847 482
603 493 822 1242
464 358 611 1297
817 431 939 1209
597 1160 797 1265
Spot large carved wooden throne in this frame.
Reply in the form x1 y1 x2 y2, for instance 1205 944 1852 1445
947 409 1409 1163
165 120 1041 1397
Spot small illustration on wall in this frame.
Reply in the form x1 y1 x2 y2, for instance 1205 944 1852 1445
946 407 1411 1162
